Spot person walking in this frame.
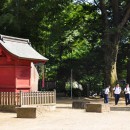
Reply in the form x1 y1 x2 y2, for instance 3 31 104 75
104 85 110 103
124 83 130 105
113 83 121 105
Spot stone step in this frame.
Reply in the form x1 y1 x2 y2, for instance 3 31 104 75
110 106 130 111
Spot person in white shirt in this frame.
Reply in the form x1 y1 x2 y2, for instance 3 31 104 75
104 85 110 103
113 83 121 105
124 83 130 105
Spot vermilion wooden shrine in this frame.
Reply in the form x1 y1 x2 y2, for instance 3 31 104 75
0 35 48 92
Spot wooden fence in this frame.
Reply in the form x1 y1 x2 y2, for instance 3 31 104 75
0 90 56 106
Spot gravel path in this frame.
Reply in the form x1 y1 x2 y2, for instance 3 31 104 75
0 98 130 130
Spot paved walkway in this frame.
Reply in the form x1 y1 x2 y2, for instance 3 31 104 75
0 97 130 130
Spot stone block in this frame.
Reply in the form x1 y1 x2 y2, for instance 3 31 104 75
86 103 110 113
16 107 36 118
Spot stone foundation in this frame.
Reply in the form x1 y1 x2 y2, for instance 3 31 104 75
86 103 110 113
0 104 56 113
110 106 130 111
0 105 18 112
16 105 56 118
36 105 56 112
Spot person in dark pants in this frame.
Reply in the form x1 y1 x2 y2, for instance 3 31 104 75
113 83 121 105
104 86 110 103
124 83 130 105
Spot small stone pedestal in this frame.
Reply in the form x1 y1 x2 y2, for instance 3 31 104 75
16 107 36 118
86 103 110 113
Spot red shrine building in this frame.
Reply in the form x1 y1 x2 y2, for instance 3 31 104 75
0 34 48 92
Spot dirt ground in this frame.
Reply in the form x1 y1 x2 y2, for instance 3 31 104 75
0 97 130 130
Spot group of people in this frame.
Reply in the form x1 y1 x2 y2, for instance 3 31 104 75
104 83 130 105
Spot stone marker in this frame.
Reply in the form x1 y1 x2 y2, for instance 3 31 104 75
16 107 36 118
86 103 110 113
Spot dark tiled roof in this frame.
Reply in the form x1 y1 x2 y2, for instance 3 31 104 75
0 35 48 62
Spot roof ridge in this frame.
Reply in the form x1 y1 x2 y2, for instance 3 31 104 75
0 34 48 62
0 34 29 44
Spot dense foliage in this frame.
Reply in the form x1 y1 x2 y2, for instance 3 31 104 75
0 0 130 96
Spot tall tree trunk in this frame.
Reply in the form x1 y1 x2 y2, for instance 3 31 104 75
104 33 119 97
104 33 119 88
100 0 119 89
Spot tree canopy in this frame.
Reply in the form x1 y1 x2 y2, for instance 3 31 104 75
0 0 130 96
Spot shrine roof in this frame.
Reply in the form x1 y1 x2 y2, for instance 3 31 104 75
0 35 48 62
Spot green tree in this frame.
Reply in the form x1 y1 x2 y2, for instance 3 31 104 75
96 0 130 87
46 3 104 94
